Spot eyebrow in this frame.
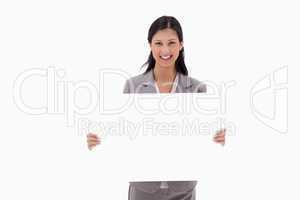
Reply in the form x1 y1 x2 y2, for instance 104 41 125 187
153 39 178 42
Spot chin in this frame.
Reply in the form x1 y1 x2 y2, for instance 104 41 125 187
157 62 175 69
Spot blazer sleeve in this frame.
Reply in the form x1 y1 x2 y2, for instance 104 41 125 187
192 79 207 93
123 80 130 93
123 79 134 93
197 83 207 93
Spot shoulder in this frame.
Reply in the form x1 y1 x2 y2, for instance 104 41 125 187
123 72 153 93
188 76 203 86
126 73 147 86
177 74 207 93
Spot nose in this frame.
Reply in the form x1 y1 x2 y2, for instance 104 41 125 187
160 45 171 55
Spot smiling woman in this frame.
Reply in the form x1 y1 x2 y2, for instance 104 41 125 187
123 16 206 94
87 15 226 200
144 16 186 75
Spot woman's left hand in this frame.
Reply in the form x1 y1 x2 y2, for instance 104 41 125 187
213 129 226 146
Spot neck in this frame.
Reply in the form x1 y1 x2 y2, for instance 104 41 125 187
153 65 176 83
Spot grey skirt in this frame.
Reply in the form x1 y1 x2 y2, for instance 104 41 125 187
128 181 197 200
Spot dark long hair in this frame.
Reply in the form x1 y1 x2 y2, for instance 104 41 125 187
143 16 188 75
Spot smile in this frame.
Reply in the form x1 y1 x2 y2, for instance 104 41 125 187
159 55 173 60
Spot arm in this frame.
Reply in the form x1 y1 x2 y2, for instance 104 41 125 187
123 80 131 93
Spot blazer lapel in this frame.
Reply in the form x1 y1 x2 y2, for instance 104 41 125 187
139 71 157 93
176 73 193 93
138 71 193 93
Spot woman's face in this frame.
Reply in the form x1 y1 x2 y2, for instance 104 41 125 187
150 28 183 70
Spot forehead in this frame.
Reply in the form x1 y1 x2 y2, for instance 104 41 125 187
152 28 179 41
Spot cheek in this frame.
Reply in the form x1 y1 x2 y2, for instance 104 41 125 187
151 48 160 60
171 48 181 60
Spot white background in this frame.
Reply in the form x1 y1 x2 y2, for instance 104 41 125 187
0 0 299 199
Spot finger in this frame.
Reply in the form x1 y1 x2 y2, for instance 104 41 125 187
87 136 99 141
214 137 225 142
87 135 100 140
214 139 225 143
87 140 100 145
88 141 100 146
214 136 225 141
88 142 100 150
87 133 99 138
87 137 100 142
214 135 225 140
214 132 226 139
214 138 225 145
214 134 225 138
214 134 224 139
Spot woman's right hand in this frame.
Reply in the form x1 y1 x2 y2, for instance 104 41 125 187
87 133 101 150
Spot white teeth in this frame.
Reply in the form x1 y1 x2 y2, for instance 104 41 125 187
160 55 172 60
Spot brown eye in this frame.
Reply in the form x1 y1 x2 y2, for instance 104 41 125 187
169 41 176 45
155 42 162 46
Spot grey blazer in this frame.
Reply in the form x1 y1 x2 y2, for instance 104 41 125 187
129 180 197 195
123 70 206 94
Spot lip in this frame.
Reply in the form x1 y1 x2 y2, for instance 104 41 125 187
159 55 173 60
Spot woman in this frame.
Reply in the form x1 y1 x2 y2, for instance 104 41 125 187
87 16 225 200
